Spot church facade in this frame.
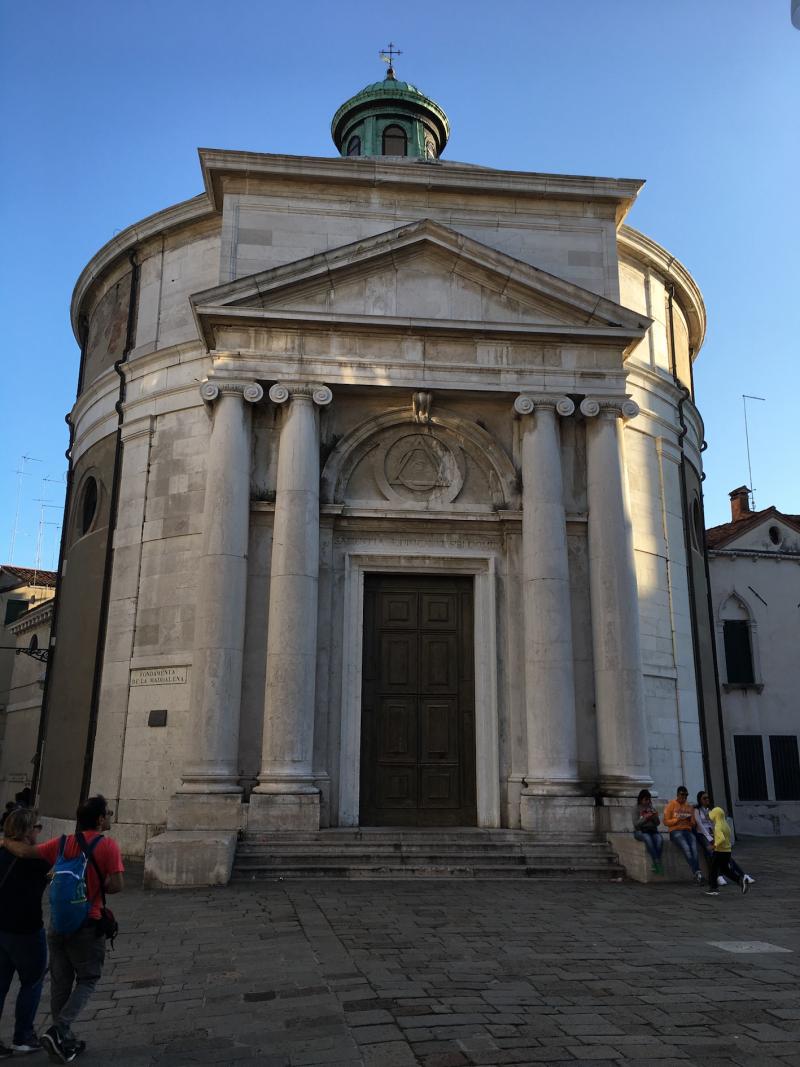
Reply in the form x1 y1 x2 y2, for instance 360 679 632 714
35 70 726 883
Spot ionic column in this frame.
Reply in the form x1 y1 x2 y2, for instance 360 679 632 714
251 383 332 831
177 380 263 803
515 394 580 793
580 397 651 795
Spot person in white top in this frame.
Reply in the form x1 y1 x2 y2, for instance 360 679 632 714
694 790 754 888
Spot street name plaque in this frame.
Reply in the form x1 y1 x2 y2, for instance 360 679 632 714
130 666 188 687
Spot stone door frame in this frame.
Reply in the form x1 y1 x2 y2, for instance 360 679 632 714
338 550 500 828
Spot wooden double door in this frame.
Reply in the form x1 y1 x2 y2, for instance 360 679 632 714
360 575 477 826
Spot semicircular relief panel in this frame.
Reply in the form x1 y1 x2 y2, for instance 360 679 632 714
341 422 502 511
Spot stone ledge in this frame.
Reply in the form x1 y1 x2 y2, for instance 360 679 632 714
143 830 236 888
610 832 715 884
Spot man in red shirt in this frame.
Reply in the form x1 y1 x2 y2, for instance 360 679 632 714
3 795 124 1063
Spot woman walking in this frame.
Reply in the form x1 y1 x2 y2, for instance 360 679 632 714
0 809 50 1057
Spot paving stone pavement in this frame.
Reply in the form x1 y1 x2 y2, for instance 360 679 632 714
4 837 799 1067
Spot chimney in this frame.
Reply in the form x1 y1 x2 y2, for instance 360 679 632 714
729 485 752 521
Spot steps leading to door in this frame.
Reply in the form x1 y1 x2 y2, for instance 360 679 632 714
231 829 624 881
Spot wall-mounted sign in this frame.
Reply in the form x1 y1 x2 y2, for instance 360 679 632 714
130 666 188 687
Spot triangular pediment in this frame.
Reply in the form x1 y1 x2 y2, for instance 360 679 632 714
192 219 649 348
709 511 800 553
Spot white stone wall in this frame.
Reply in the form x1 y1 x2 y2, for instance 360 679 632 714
710 528 800 835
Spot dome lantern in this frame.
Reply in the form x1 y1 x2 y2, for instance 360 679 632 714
331 49 450 160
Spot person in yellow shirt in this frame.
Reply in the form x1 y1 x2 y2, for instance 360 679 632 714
705 807 751 897
662 786 703 883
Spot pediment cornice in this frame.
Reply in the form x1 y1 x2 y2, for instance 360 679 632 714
191 219 650 351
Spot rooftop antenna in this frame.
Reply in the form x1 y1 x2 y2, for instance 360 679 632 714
379 41 402 79
742 394 766 510
32 500 62 587
8 455 41 564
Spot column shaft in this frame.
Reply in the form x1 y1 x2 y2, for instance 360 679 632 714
518 398 579 792
256 386 329 797
179 384 260 794
583 401 651 793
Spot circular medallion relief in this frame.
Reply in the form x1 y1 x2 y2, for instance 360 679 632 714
375 431 464 505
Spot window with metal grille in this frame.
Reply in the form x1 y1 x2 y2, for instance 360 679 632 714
723 619 755 683
770 736 800 801
734 735 768 801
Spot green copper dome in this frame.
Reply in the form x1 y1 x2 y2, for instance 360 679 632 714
331 70 450 160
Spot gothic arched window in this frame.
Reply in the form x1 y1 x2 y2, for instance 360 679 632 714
382 124 407 155
347 136 361 157
720 593 756 685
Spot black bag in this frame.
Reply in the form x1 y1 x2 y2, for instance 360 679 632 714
76 831 120 949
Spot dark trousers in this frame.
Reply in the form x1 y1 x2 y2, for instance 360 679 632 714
0 927 47 1044
47 925 106 1038
698 835 745 881
710 851 743 888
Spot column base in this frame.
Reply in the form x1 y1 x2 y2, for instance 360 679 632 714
144 831 237 888
167 792 244 831
520 794 596 833
248 791 320 832
595 795 640 833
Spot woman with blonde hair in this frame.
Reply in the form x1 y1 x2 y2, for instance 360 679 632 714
0 808 50 1056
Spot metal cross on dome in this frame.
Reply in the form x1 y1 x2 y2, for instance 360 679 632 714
379 41 402 77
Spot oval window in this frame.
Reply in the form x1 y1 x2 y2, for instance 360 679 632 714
382 124 407 156
768 525 781 545
81 476 98 534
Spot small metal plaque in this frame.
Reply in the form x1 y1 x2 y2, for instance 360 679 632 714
148 709 168 728
709 941 791 954
130 666 188 687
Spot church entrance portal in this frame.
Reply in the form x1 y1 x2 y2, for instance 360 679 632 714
359 575 477 826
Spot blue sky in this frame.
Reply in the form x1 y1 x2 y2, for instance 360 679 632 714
1 0 798 568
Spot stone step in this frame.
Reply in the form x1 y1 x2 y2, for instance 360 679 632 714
235 851 619 867
236 841 613 855
232 829 623 881
240 830 602 846
231 862 623 882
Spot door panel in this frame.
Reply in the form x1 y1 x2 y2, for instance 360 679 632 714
360 575 476 826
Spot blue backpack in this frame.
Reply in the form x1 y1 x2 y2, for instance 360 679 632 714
49 832 102 934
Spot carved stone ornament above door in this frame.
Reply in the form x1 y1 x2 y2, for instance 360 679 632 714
375 431 465 505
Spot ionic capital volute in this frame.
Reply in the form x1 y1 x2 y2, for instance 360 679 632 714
514 394 575 418
579 396 640 421
269 382 333 407
199 380 264 405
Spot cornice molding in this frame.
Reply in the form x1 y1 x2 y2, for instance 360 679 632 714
618 225 706 356
198 148 644 217
70 195 215 343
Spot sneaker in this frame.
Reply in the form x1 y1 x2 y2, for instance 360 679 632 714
742 879 749 895
694 871 704 884
41 1027 67 1064
64 1040 85 1060
705 890 719 896
717 876 728 887
11 1036 41 1053
743 874 755 884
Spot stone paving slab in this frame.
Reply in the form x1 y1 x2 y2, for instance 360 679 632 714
1 837 798 1066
